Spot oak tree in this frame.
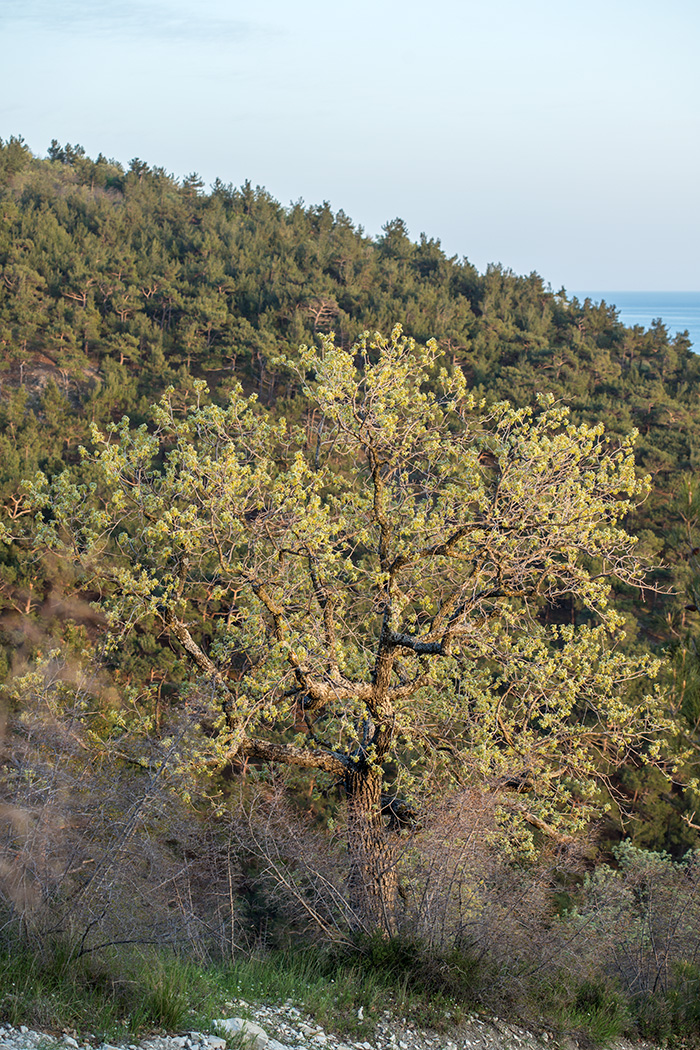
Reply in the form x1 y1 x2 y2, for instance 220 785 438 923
25 327 673 932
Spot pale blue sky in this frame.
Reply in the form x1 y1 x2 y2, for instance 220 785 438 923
2 0 698 290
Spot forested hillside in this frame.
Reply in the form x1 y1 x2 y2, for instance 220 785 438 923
2 133 700 860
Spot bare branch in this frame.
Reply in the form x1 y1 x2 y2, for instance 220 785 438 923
235 738 349 776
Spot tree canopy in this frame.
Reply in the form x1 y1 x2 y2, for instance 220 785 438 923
23 327 676 931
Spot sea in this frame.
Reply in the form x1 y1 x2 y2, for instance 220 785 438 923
571 291 700 352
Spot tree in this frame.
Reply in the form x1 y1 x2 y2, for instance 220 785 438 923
22 327 674 934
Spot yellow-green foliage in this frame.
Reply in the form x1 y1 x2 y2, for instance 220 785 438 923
20 327 678 840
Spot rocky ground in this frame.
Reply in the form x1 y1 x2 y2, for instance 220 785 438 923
0 1000 665 1050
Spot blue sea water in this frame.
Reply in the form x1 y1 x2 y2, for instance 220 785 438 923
571 291 700 352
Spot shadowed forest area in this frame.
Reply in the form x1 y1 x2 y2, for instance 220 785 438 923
3 135 700 1047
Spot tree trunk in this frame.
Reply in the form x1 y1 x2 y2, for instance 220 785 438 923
345 763 398 936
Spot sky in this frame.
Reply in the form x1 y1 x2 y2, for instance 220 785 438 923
1 0 698 291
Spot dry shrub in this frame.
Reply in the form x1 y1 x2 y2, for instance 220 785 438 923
568 842 700 999
0 655 247 959
227 777 360 945
392 791 598 1006
399 796 700 1032
397 790 552 951
227 783 591 979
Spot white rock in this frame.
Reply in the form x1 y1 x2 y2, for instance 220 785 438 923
212 1018 269 1050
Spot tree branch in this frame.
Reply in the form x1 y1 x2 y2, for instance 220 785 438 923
163 610 233 696
386 632 446 655
253 580 375 707
369 452 392 573
235 737 349 776
307 551 341 680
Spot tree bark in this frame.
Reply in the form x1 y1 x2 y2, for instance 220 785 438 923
345 762 398 936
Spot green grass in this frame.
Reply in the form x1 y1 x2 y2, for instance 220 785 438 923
566 980 627 1048
204 942 473 1039
0 934 472 1043
4 933 700 1049
0 935 227 1039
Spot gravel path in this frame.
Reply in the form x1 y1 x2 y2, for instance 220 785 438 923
0 1002 664 1050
